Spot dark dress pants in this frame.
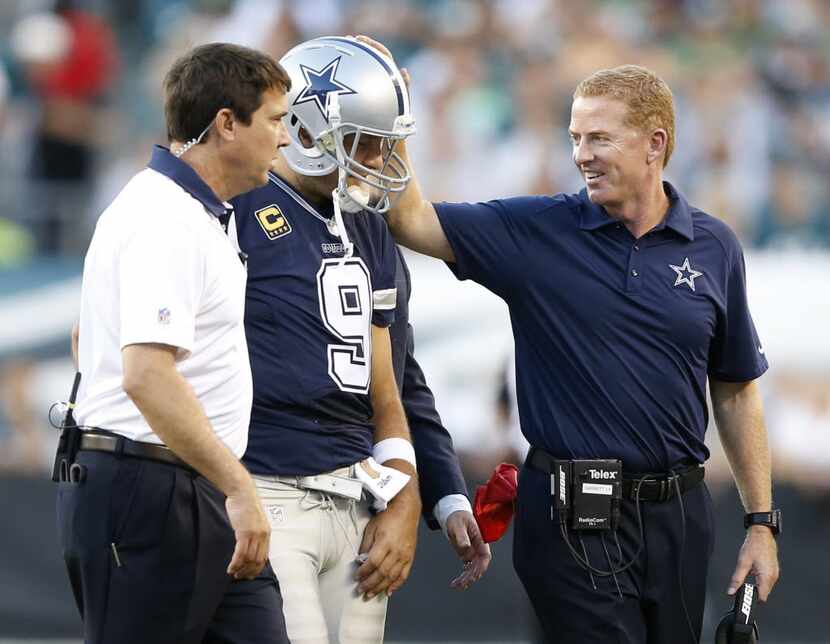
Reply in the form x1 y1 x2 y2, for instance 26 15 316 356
56 449 289 644
513 463 714 644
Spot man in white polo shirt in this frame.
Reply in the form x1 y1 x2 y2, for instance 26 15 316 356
56 43 292 644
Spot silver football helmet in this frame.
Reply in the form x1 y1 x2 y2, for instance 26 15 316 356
279 36 415 216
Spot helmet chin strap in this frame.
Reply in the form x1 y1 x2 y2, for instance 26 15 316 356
328 93 361 261
331 185 355 260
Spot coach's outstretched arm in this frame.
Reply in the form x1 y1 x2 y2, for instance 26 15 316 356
353 35 454 262
385 141 455 262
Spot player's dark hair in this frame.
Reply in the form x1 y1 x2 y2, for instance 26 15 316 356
164 43 291 145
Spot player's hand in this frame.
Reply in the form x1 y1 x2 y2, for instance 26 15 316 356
353 35 411 88
445 510 491 589
225 488 271 580
727 526 779 600
355 489 420 599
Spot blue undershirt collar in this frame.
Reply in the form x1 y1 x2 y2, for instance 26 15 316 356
147 145 230 218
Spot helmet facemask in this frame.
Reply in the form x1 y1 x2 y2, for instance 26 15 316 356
322 94 413 216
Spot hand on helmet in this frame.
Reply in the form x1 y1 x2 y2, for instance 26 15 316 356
280 36 414 216
354 35 411 89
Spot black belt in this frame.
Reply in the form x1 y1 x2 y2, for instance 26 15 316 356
79 432 193 472
527 447 704 503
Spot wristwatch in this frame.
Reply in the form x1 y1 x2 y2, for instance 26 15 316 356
744 509 782 536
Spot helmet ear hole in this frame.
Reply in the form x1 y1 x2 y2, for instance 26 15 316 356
298 126 315 150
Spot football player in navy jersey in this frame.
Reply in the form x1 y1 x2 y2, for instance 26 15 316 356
377 45 780 644
229 37 489 644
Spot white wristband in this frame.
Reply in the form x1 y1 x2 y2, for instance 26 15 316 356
373 438 417 470
434 494 473 537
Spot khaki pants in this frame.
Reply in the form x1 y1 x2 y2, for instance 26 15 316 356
254 472 388 644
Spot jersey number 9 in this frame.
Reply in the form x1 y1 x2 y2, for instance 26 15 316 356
316 258 373 394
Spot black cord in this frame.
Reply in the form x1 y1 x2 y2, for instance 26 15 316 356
556 468 697 639
613 530 624 568
558 473 653 577
577 532 597 590
601 531 623 599
48 404 91 432
49 372 83 430
672 472 697 644
48 402 67 429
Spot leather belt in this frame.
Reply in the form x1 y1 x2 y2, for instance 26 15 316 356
621 466 705 502
79 432 193 472
272 472 364 501
527 447 704 503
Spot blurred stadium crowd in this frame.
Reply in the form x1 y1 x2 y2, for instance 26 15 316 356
0 1 828 637
2 0 830 258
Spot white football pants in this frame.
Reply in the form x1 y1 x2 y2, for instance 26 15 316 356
254 472 388 644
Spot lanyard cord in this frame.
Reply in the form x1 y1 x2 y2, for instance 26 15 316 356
556 471 698 644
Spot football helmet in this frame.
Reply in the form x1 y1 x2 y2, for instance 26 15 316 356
279 36 415 215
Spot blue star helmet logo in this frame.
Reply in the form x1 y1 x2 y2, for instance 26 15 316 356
293 57 357 122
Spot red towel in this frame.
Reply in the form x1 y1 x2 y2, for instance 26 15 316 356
473 463 519 543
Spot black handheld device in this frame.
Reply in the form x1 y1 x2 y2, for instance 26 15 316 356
571 459 622 530
715 582 760 644
551 459 621 530
51 372 82 482
550 459 622 530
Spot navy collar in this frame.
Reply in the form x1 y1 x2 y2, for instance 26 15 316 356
147 145 229 218
578 181 694 241
269 171 335 220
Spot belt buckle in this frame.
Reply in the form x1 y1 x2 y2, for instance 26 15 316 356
300 474 362 500
328 474 363 500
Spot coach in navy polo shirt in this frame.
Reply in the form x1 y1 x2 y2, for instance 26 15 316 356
385 62 780 643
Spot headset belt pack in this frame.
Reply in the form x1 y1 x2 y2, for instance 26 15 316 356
551 459 622 530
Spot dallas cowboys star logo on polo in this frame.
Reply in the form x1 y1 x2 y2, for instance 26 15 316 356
293 57 356 122
669 257 703 291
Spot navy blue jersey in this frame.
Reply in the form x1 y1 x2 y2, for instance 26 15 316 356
230 173 397 475
435 182 768 473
